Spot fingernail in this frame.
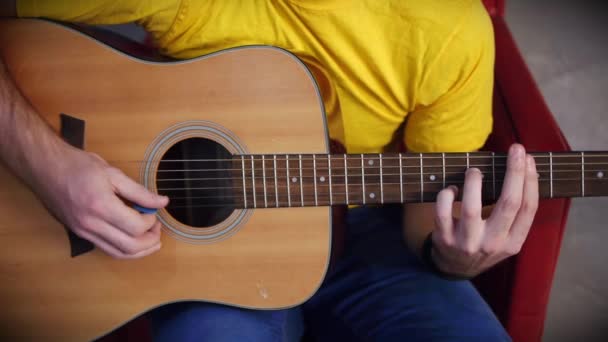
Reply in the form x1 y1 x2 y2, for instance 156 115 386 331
467 167 483 178
510 144 524 159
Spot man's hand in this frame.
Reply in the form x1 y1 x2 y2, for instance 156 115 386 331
36 146 169 259
1 57 167 259
431 144 539 278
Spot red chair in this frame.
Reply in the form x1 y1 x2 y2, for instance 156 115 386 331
102 1 571 340
474 1 571 341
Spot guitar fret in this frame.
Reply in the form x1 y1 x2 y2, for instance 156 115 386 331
466 152 470 169
399 153 404 203
419 153 424 202
262 155 268 208
581 152 585 197
344 154 349 205
313 155 318 206
442 152 446 189
492 152 496 200
241 155 247 209
273 155 279 208
379 153 384 204
328 155 333 206
286 155 291 207
250 155 257 208
299 154 304 207
549 152 554 198
361 154 366 205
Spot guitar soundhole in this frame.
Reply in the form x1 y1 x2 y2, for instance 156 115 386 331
156 137 235 228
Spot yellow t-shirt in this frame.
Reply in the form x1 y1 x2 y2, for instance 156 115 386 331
18 0 494 153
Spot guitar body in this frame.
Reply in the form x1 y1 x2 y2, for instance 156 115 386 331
0 19 331 341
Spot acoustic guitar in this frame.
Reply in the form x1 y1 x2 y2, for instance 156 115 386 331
0 19 606 341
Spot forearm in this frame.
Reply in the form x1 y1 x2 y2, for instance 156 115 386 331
0 59 71 189
0 58 166 259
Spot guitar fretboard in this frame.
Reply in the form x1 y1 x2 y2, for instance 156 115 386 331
158 152 608 210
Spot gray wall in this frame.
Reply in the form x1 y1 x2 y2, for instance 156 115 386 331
506 1 608 341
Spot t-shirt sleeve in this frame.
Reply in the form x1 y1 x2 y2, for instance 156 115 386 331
404 1 495 153
16 0 182 40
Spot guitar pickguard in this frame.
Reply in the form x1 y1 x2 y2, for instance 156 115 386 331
60 113 95 257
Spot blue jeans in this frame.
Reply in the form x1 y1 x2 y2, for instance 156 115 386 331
150 206 510 341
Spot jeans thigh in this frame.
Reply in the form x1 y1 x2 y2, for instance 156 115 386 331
303 206 511 342
149 302 301 342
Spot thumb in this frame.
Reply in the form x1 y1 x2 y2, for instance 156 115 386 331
108 168 169 209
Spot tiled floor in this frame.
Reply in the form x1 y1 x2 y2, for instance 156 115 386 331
506 1 608 341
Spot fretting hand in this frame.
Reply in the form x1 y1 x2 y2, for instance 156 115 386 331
430 144 539 278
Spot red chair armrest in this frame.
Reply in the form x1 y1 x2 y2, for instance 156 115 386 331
478 16 572 342
482 0 506 17
493 18 569 151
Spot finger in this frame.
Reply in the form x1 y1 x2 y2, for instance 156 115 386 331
125 241 162 259
74 228 131 259
75 222 162 259
460 168 484 225
101 197 158 237
108 168 169 209
507 154 539 251
487 144 526 232
91 218 162 256
435 185 458 240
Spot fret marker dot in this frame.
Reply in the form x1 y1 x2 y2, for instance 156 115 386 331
368 160 374 166
320 176 326 182
598 171 604 179
369 192 376 199
429 175 437 181
292 177 298 183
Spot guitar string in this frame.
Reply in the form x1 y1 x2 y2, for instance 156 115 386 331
162 184 592 209
158 179 561 201
104 153 608 164
156 177 590 194
156 178 602 192
149 164 607 174
116 161 608 171
164 197 566 209
154 168 604 191
162 181 576 210
154 168 603 183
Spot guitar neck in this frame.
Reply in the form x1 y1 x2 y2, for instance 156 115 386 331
225 151 608 208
